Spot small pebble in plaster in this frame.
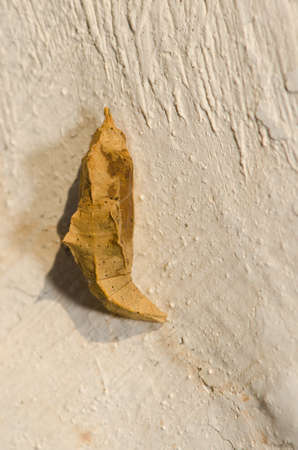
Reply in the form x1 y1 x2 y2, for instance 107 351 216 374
63 107 167 323
61 87 68 96
180 236 187 246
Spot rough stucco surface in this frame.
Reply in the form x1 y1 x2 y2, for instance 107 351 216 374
1 1 298 449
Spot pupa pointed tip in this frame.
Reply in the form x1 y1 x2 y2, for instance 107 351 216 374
103 106 115 127
104 106 110 118
99 279 167 323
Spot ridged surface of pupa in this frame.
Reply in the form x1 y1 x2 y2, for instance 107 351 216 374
63 108 167 323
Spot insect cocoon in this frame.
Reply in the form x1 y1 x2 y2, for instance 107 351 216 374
63 107 167 323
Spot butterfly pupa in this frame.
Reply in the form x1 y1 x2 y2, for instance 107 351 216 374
63 107 167 323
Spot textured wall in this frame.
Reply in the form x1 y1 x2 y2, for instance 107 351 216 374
1 1 298 449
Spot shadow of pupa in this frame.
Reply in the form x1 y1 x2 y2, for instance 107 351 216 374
37 121 161 343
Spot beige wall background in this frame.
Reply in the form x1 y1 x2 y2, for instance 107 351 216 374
1 1 298 449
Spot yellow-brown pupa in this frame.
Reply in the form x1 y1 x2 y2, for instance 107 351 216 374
63 108 167 323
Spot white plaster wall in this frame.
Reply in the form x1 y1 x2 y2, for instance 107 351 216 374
1 1 298 449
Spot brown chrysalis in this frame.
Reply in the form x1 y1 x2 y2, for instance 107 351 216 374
63 108 166 323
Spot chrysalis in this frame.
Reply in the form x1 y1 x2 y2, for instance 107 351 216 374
63 108 167 323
